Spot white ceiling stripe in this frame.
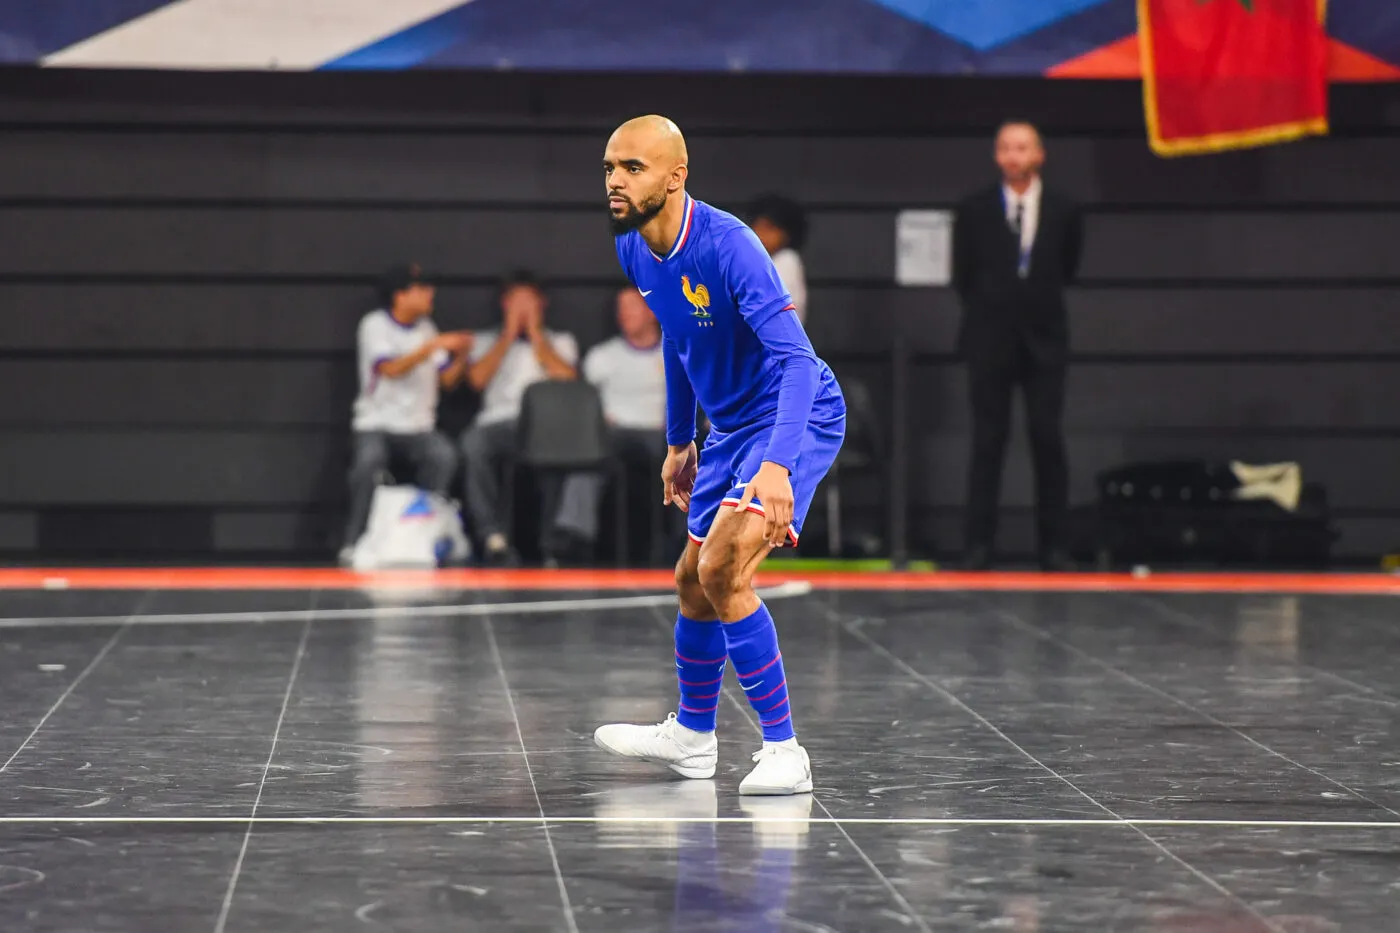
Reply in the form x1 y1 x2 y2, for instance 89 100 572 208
42 0 473 70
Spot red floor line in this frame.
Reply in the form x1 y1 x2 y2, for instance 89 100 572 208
0 567 1396 594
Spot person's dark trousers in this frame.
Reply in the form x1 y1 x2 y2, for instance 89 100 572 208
964 338 1068 562
458 418 570 554
555 428 671 557
459 419 517 545
343 430 458 550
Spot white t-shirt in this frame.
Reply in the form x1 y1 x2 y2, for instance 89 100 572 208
352 309 448 434
470 329 580 425
771 247 807 325
582 336 666 431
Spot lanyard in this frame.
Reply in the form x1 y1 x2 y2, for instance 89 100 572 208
1002 188 1033 279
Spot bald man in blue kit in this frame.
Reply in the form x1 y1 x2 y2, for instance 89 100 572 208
592 116 846 796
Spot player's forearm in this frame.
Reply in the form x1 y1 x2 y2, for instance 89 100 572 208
754 312 819 474
763 355 818 474
663 338 698 446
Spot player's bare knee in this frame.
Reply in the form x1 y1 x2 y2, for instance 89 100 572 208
674 546 714 618
697 545 747 609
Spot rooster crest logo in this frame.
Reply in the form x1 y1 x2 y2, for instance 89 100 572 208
681 275 711 318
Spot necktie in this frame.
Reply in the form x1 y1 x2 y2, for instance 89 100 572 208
1012 200 1030 278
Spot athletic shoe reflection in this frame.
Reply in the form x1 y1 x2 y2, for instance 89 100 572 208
592 782 812 931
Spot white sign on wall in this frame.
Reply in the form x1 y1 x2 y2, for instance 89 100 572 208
895 209 952 286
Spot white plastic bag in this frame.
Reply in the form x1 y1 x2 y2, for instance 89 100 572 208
351 485 471 570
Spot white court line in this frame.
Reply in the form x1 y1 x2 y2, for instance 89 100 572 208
722 681 937 933
0 582 814 630
0 627 128 774
483 615 579 933
213 618 313 933
0 816 1396 828
0 591 152 774
1128 591 1400 706
827 606 1287 933
641 599 936 933
970 594 1400 821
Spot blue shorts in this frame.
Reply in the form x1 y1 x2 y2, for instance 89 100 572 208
687 415 845 549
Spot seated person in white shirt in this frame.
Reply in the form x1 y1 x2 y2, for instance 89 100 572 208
458 270 579 565
554 286 667 559
342 263 472 563
749 193 810 325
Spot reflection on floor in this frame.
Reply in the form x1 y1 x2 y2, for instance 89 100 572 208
0 572 1395 930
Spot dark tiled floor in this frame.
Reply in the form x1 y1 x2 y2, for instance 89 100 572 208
0 585 1396 931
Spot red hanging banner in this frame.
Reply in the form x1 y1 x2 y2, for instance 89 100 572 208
1139 0 1329 156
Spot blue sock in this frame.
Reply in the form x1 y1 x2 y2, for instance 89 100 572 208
723 602 795 742
674 613 725 733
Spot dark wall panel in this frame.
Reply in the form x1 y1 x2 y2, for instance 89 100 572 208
10 132 1400 208
0 131 1039 205
1082 213 1400 282
0 69 1393 560
7 205 1398 283
1066 288 1400 355
2 132 269 199
909 363 1400 432
0 283 616 350
5 282 1398 358
0 431 346 505
0 361 355 426
0 207 620 277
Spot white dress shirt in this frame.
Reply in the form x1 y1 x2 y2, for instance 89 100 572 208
1002 175 1043 258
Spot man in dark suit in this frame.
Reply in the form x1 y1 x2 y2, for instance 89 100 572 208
952 121 1084 571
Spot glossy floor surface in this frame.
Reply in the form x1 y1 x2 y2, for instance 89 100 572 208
0 581 1397 931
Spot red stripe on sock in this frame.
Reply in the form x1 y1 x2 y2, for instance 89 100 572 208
677 676 723 687
750 679 787 703
675 652 725 665
760 696 790 714
736 652 782 680
760 711 792 728
689 691 719 700
680 703 717 714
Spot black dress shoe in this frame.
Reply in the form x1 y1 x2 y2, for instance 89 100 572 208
1039 548 1076 572
961 546 993 571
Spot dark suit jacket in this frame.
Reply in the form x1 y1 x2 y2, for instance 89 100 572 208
951 182 1084 361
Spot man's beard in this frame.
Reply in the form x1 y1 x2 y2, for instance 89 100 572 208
609 189 668 236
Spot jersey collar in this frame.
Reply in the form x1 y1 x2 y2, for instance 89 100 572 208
648 194 695 263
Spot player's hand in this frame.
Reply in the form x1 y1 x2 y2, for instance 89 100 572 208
661 443 698 513
735 461 793 548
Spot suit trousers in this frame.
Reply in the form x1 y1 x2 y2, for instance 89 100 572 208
964 336 1069 555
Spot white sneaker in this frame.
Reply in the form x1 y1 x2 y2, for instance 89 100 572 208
739 741 813 796
594 713 718 780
